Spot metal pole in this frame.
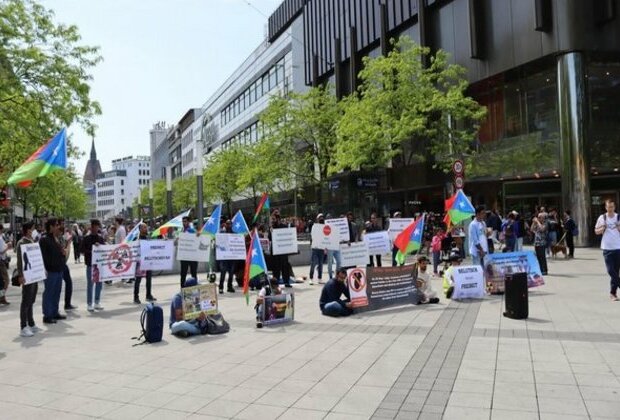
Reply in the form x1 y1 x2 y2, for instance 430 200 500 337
149 181 154 228
196 139 204 231
166 166 173 219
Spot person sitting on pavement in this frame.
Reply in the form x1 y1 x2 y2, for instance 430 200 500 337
415 255 440 304
255 275 282 328
442 252 463 300
169 278 208 338
320 267 353 317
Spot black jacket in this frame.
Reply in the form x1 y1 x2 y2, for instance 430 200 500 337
81 233 106 266
39 233 65 272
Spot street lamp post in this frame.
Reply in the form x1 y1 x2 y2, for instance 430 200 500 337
166 166 173 219
149 181 154 228
196 139 204 230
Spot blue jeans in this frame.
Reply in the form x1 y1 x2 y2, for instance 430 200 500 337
603 249 620 295
327 249 341 280
321 301 352 317
86 266 102 305
309 248 323 280
42 271 63 318
171 320 201 336
432 251 441 274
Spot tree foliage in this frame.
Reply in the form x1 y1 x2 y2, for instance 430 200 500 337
203 145 244 216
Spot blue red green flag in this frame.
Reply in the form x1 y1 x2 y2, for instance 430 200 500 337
151 210 190 238
252 192 270 223
243 230 268 305
393 216 425 265
445 189 475 226
8 128 67 187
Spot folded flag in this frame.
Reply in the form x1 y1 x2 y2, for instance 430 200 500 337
445 189 475 225
151 210 190 238
124 219 143 243
232 210 249 235
393 215 425 265
8 128 67 187
252 192 270 223
243 230 268 305
201 204 222 237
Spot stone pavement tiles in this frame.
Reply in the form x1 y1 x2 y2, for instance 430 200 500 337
0 247 619 419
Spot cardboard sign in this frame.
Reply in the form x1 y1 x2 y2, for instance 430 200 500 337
271 227 298 255
259 238 270 255
451 265 485 300
176 232 211 262
260 293 294 326
182 283 218 320
140 240 175 271
483 251 545 289
21 243 46 284
388 218 415 241
347 265 418 312
92 243 140 282
326 218 350 241
311 223 341 250
364 231 391 255
215 233 246 260
340 241 369 268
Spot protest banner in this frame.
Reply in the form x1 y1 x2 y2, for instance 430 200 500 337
272 227 298 255
451 265 485 300
311 223 340 250
340 241 369 268
182 283 218 320
20 243 45 284
364 231 391 255
388 218 415 241
176 232 210 262
93 243 140 282
260 293 294 326
483 251 545 293
215 233 246 260
140 240 175 271
259 238 270 255
347 265 418 312
326 218 350 241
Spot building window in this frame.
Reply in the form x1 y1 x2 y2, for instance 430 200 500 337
589 62 620 173
121 180 124 186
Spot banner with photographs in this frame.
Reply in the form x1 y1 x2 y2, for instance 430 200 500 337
347 265 418 312
260 293 295 326
483 251 545 293
182 283 218 320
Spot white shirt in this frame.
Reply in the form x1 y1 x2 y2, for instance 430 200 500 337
596 213 620 250
468 219 489 257
115 225 126 244
0 236 7 258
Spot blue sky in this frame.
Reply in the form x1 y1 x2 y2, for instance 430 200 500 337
42 0 283 176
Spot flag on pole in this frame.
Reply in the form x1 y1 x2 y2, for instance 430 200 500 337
444 189 475 226
7 128 67 187
252 192 270 223
243 229 268 305
201 204 222 237
124 220 143 243
151 210 191 238
231 210 249 235
393 216 425 265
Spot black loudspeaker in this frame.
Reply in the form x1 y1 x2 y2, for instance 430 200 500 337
504 272 528 319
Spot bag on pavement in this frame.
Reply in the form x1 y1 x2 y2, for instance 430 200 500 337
206 312 230 335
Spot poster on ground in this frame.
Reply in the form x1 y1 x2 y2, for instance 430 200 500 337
340 241 369 268
311 223 341 250
215 233 246 260
92 243 140 282
450 265 485 300
21 243 45 284
260 293 294 326
388 218 415 241
140 240 175 271
364 231 391 255
347 265 418 312
181 283 218 320
483 251 545 291
272 227 298 255
326 218 350 241
176 232 211 262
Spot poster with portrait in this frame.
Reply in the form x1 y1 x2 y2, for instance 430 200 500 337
21 243 46 285
181 283 218 320
260 293 294 326
483 251 545 292
92 243 140 282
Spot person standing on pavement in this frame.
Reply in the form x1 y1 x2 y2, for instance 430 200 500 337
389 211 402 266
179 216 197 288
39 218 67 324
594 199 620 301
219 219 237 293
308 214 324 285
81 219 107 312
0 224 12 305
269 210 292 288
17 222 42 337
134 223 156 304
58 218 77 311
468 206 488 268
531 213 549 275
366 212 383 267
563 210 576 259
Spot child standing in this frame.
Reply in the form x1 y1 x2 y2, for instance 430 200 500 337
431 228 445 276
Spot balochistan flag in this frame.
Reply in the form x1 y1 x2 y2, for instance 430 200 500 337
393 216 425 265
151 210 190 238
8 128 67 187
243 229 268 305
201 204 222 237
231 210 249 235
124 220 143 243
445 189 475 225
252 192 270 223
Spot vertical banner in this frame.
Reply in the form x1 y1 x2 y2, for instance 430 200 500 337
311 223 341 250
176 232 210 262
21 243 46 284
348 265 418 312
92 243 140 282
182 283 218 320
271 227 298 255
325 218 350 241
140 240 175 271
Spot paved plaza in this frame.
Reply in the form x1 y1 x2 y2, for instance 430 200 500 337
0 247 619 420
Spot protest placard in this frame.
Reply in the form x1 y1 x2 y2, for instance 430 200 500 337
364 231 391 255
93 243 140 282
451 265 485 300
260 293 294 326
181 283 218 320
347 265 418 312
340 241 369 268
483 251 545 292
215 233 247 260
388 218 415 241
272 227 298 255
311 223 340 250
259 238 270 255
176 232 210 262
140 240 175 271
20 243 45 284
326 218 350 241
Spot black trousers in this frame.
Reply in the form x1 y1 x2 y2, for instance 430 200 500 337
20 282 38 329
272 255 291 285
134 271 152 299
566 233 575 257
535 245 548 274
180 261 197 288
62 264 73 307
368 255 382 267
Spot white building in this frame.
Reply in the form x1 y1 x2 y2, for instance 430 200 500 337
111 155 151 206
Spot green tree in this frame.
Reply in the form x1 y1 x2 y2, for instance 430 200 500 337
203 145 244 217
334 36 486 172
137 179 167 218
172 176 197 214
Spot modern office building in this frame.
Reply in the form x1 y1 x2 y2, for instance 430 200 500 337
270 0 620 245
95 156 150 220
150 122 169 182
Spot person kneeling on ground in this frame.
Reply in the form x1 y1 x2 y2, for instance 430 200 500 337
442 252 463 300
320 268 353 317
415 255 440 304
255 275 282 328
169 278 208 338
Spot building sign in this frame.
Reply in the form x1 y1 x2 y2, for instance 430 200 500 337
356 177 379 188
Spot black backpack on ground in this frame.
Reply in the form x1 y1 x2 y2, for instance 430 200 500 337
133 302 163 345
206 312 230 334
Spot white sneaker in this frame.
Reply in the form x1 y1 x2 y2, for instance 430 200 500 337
94 303 104 310
87 304 94 312
309 279 314 285
20 327 34 337
30 325 42 333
